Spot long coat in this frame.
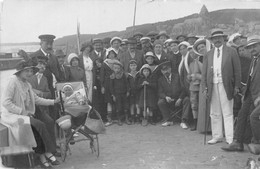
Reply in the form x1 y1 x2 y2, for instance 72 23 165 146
1 76 54 149
201 45 241 102
119 50 144 72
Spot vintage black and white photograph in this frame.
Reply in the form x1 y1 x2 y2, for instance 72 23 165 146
0 0 260 168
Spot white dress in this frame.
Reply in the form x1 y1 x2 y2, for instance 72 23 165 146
83 55 93 102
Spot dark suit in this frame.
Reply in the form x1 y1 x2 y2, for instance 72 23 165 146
154 51 169 65
168 52 182 74
157 73 190 121
235 54 260 143
119 50 144 72
58 64 70 82
89 50 106 62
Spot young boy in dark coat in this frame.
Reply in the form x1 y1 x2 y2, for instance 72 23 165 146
110 61 130 125
100 48 118 126
137 64 157 126
127 60 140 123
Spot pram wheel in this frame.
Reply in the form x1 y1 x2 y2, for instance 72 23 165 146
90 134 99 158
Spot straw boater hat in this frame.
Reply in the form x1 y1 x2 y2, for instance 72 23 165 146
140 37 151 43
168 39 180 46
110 37 122 45
245 35 260 48
14 60 39 75
209 28 228 39
144 51 156 59
164 39 173 46
92 38 103 44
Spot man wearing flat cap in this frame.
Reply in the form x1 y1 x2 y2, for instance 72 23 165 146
222 35 260 154
90 38 106 62
118 37 144 72
55 49 70 82
201 29 241 144
133 32 143 50
30 34 60 97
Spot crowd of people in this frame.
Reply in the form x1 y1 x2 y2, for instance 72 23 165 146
1 28 260 168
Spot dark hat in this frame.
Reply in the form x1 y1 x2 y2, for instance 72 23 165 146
14 60 39 75
37 55 48 64
133 32 143 38
113 60 123 68
168 39 180 46
209 28 228 39
93 38 103 44
153 39 164 46
158 61 171 70
245 35 260 48
38 34 56 41
186 33 199 40
156 31 169 39
103 37 112 43
54 49 66 57
147 31 158 37
121 39 128 46
129 60 137 65
127 37 137 44
176 34 187 40
80 42 93 52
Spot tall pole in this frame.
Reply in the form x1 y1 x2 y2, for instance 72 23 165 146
0 0 4 53
132 0 137 36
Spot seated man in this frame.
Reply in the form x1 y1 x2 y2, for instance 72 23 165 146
157 61 190 127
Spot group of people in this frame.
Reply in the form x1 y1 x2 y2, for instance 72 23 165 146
1 28 260 168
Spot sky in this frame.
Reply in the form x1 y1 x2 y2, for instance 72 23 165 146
0 0 260 43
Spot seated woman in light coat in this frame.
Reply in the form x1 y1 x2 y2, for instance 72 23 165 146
1 60 60 169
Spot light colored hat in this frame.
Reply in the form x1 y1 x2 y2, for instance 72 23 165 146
140 37 151 43
178 41 191 49
144 51 156 59
140 64 152 73
192 38 212 56
245 35 260 48
209 28 228 39
106 48 117 58
110 37 122 45
67 53 79 64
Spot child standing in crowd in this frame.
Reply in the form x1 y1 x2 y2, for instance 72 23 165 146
127 60 140 124
137 64 157 126
67 53 87 87
101 48 118 126
110 61 130 126
187 51 203 131
92 58 106 122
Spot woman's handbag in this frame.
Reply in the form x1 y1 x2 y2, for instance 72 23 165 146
85 108 106 134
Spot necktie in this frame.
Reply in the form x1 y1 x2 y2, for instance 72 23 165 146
37 73 42 84
60 65 66 80
217 48 220 58
250 56 258 77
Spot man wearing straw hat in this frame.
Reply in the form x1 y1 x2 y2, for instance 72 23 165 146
222 35 260 154
201 29 241 144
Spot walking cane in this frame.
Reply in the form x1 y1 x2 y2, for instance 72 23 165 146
143 83 147 119
204 90 209 145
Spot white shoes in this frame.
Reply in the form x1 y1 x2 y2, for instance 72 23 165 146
180 122 188 129
207 138 222 144
161 121 173 127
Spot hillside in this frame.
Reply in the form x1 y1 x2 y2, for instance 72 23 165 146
21 6 260 52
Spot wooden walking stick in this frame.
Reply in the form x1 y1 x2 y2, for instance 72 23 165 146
204 90 209 145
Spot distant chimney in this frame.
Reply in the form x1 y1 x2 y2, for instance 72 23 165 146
200 5 209 16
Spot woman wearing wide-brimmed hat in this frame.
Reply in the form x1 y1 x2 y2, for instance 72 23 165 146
1 60 60 168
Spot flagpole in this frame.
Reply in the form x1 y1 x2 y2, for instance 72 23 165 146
132 0 137 36
76 19 81 55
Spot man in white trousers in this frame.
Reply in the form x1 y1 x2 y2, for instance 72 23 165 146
201 29 241 144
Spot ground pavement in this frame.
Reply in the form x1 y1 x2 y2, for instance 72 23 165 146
55 123 258 169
